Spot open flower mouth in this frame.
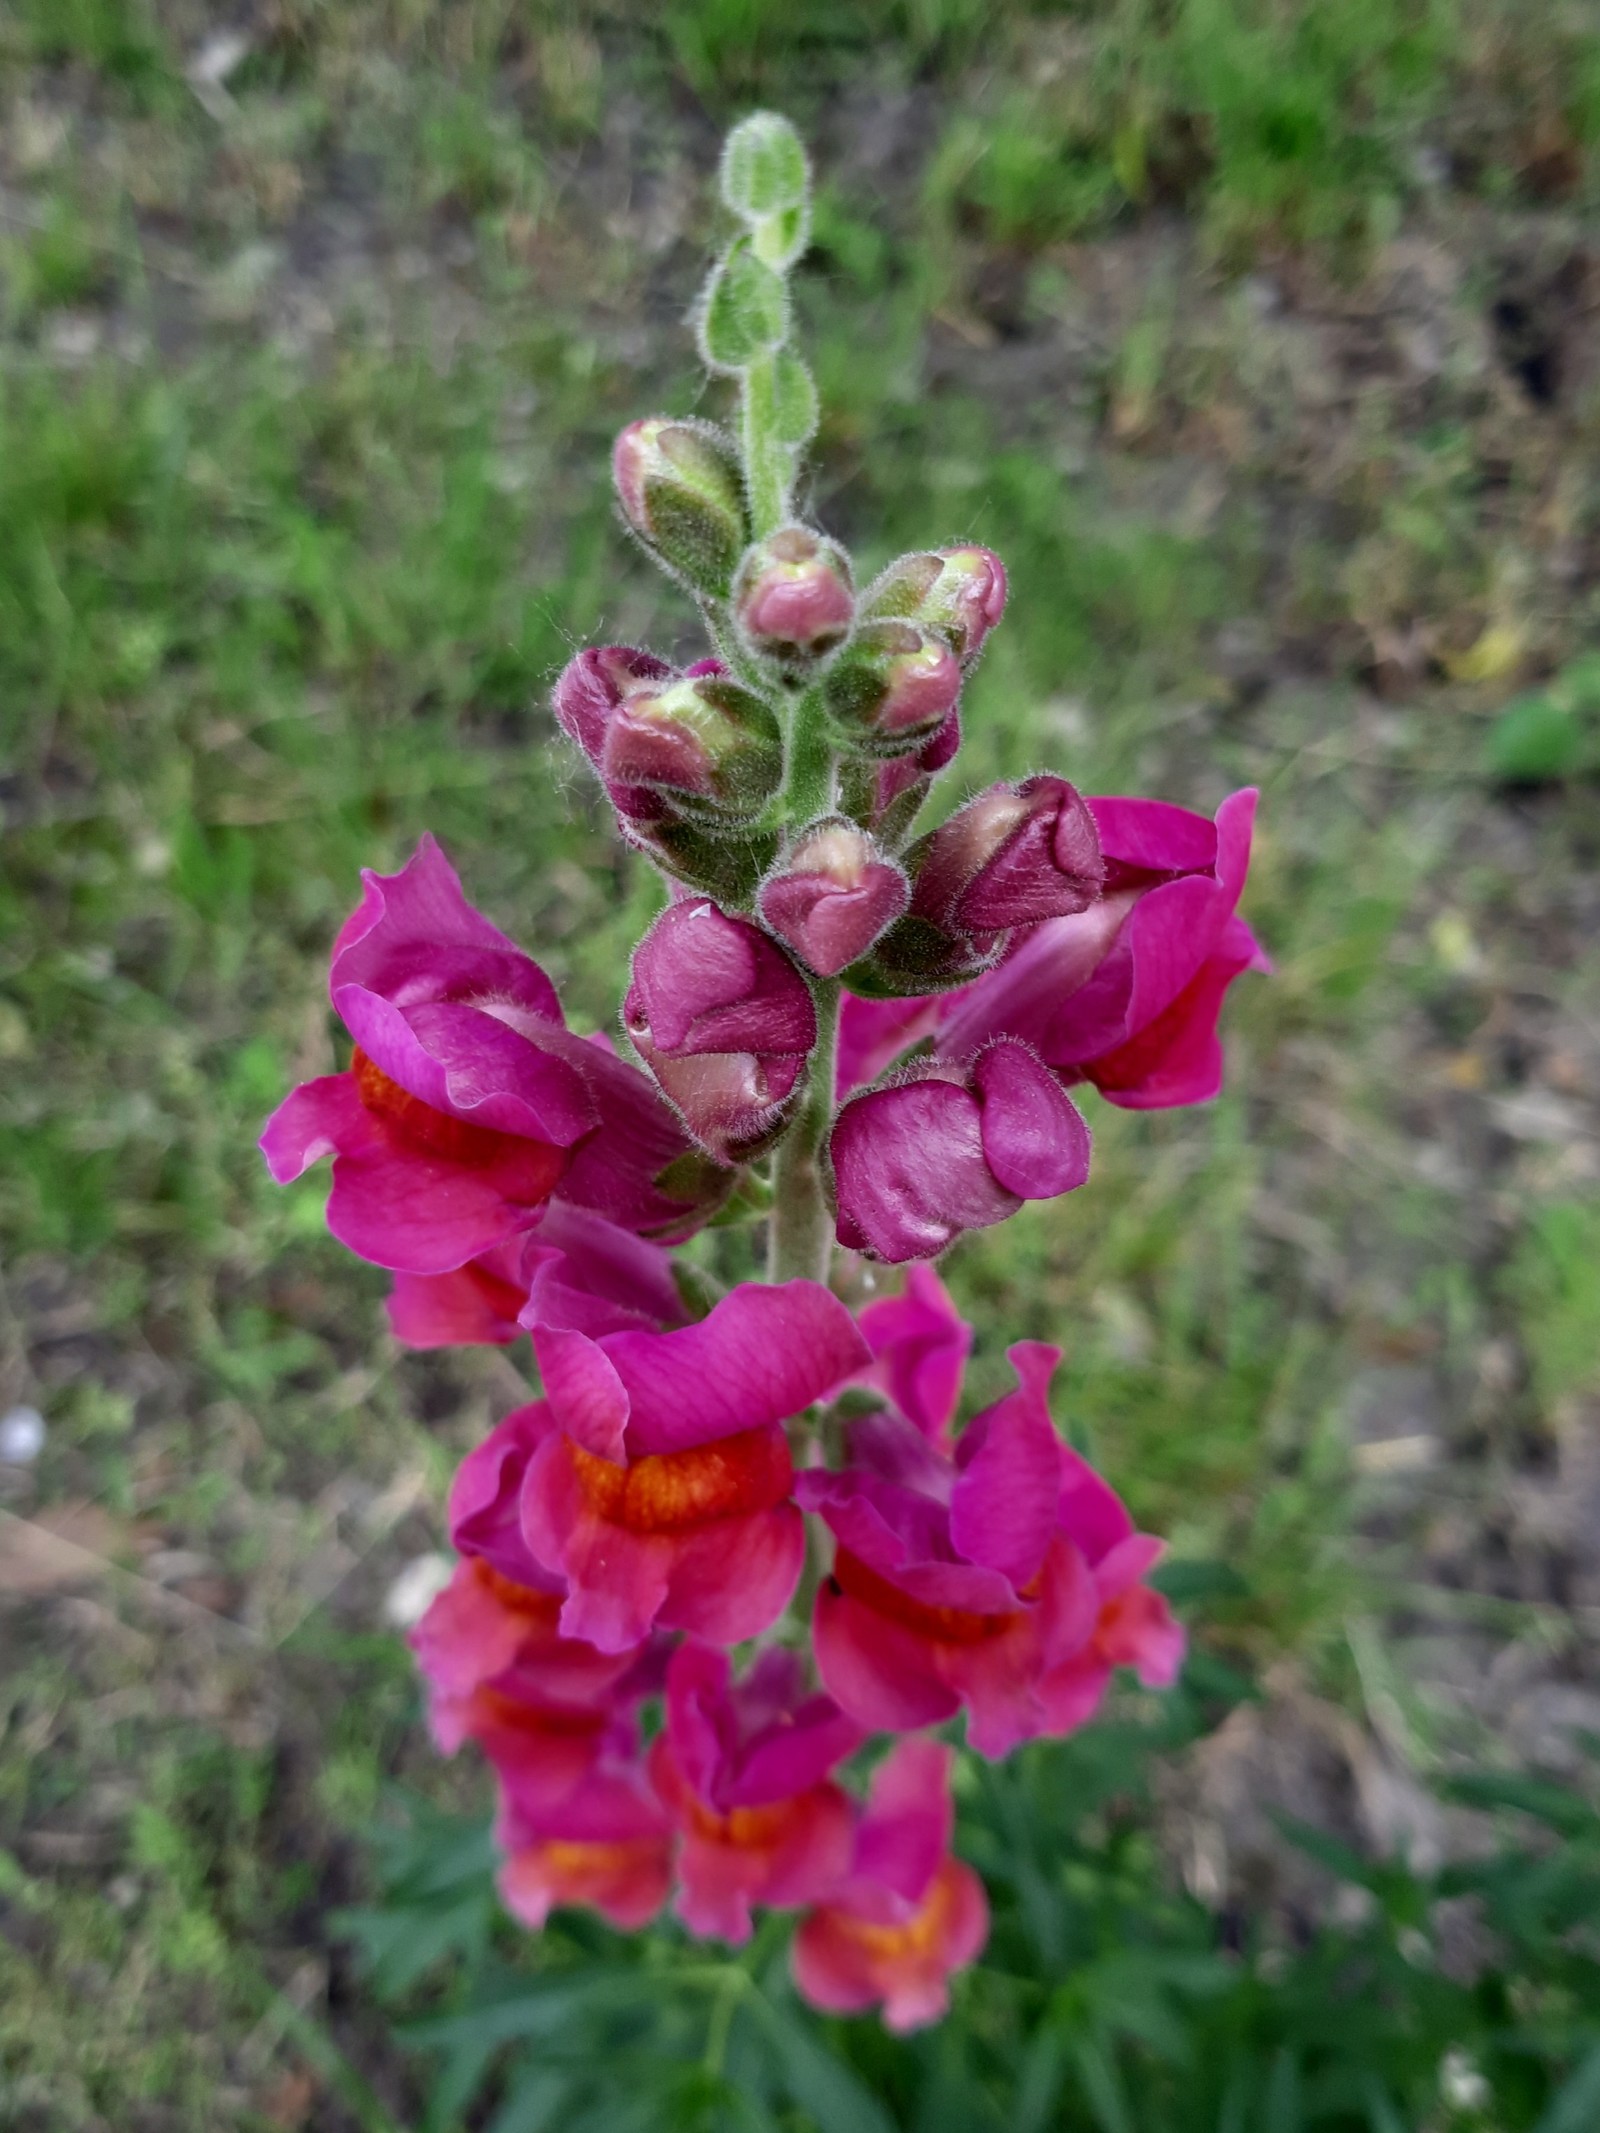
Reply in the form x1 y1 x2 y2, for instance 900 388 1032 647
569 1426 793 1534
831 1549 1021 1645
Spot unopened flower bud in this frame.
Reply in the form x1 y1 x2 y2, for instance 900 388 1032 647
602 673 782 823
908 777 1103 937
862 546 1008 667
613 418 749 600
824 621 961 758
757 818 909 977
733 526 854 667
846 707 962 845
625 901 817 1163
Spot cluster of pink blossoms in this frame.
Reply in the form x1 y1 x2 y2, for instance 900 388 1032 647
261 115 1265 2031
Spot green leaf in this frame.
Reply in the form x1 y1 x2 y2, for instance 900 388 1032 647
399 1968 652 2053
1536 2043 1600 2133
1443 1769 1597 1839
1150 1560 1251 1605
485 2065 572 2133
1483 692 1583 783
701 238 788 372
1072 2034 1133 2133
746 1994 898 2133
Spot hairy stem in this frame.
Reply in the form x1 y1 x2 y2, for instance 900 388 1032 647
766 977 838 1285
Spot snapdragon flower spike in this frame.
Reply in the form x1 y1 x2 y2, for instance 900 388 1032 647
756 818 909 978
521 1281 870 1653
733 525 855 668
791 1739 988 2032
938 787 1268 1108
649 1643 862 1944
907 776 1104 939
625 899 818 1164
799 1344 1097 1755
260 836 693 1274
860 546 1008 668
831 1038 1091 1263
498 1757 676 1934
854 1264 973 1451
612 416 749 600
824 620 962 759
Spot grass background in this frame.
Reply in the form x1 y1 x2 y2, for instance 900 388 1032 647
2 2 1599 2127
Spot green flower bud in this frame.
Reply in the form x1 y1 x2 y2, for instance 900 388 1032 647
612 418 749 600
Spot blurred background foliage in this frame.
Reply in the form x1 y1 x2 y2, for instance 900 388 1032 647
1 2 1599 2128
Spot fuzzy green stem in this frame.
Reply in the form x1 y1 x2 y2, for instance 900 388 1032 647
781 680 835 825
766 977 838 1285
741 350 789 538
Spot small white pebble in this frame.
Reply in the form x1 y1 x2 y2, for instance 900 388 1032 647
0 1407 45 1464
383 1552 453 1629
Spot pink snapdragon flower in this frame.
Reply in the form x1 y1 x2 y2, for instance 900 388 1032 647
791 1739 988 2032
939 787 1267 1108
520 1281 870 1653
649 1643 862 1944
831 1038 1091 1262
497 1759 676 1933
408 1553 641 1757
798 1344 1098 1755
625 899 818 1163
259 839 718 1273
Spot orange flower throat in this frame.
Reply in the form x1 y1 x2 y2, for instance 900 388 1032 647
569 1426 792 1534
832 1549 1020 1645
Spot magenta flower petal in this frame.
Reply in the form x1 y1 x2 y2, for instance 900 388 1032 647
835 992 941 1095
811 1578 960 1733
971 1040 1092 1200
387 1238 533 1348
832 1073 1020 1263
856 1265 973 1447
949 1341 1064 1588
334 991 595 1147
588 1281 869 1457
278 1080 566 1274
531 1325 632 1462
629 899 817 1057
330 833 565 1027
448 1400 562 1587
517 1203 686 1338
657 1503 806 1643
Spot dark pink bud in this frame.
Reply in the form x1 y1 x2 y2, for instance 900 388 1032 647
600 673 783 822
824 621 962 758
909 777 1103 937
553 646 673 769
625 900 817 1162
830 1038 1091 1263
733 526 855 666
612 417 749 600
861 546 1008 666
757 819 910 977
